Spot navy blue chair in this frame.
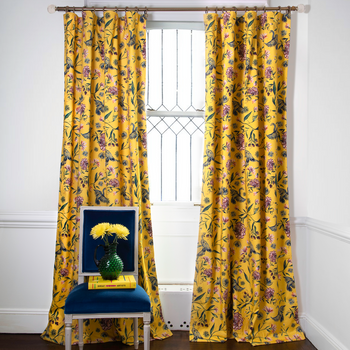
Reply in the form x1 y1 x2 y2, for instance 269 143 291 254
64 206 151 350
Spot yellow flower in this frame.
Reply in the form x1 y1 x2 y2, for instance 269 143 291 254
108 224 130 240
90 223 111 239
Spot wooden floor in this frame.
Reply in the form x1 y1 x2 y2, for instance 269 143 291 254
0 331 316 350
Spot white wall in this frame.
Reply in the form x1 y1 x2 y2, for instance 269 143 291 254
304 222 350 350
0 212 57 332
0 0 83 333
304 0 350 349
0 0 84 213
152 204 200 284
308 0 350 223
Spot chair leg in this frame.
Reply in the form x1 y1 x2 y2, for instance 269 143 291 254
79 319 84 350
134 318 139 349
143 313 151 350
65 315 73 350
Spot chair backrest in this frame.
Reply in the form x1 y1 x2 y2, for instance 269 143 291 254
79 206 139 283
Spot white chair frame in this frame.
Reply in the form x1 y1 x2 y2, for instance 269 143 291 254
64 206 151 350
65 313 150 350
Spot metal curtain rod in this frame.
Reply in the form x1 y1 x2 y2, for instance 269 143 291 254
48 4 306 14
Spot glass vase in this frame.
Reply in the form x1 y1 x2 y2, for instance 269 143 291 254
94 242 123 280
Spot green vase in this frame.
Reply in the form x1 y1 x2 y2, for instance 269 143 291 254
94 242 123 280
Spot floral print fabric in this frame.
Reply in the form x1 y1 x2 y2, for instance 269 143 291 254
190 12 305 345
41 11 172 346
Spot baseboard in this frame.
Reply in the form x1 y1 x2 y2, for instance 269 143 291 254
300 314 348 350
0 309 49 333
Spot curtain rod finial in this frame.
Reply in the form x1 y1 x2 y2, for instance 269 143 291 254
297 4 305 13
47 4 56 14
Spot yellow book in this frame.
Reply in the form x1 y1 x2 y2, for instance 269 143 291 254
88 275 136 290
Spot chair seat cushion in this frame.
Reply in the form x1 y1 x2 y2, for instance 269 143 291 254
65 283 151 315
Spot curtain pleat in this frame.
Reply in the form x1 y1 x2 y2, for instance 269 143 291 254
41 11 172 345
190 11 305 346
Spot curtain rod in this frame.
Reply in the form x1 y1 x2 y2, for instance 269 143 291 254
48 4 305 14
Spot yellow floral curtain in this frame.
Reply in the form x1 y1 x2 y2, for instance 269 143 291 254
190 11 305 345
41 11 172 346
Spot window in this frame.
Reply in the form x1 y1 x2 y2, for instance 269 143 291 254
146 23 205 285
146 23 205 203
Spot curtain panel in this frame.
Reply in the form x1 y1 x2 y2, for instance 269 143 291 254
41 11 172 345
190 11 305 346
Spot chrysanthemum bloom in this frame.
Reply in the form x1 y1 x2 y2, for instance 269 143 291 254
108 224 130 240
90 223 111 239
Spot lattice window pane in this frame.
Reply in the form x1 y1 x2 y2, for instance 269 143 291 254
192 31 206 110
147 30 162 110
163 31 177 110
177 30 191 111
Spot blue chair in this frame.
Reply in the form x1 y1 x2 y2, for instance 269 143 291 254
64 206 151 350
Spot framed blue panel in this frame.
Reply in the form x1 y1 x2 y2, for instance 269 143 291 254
80 207 137 274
